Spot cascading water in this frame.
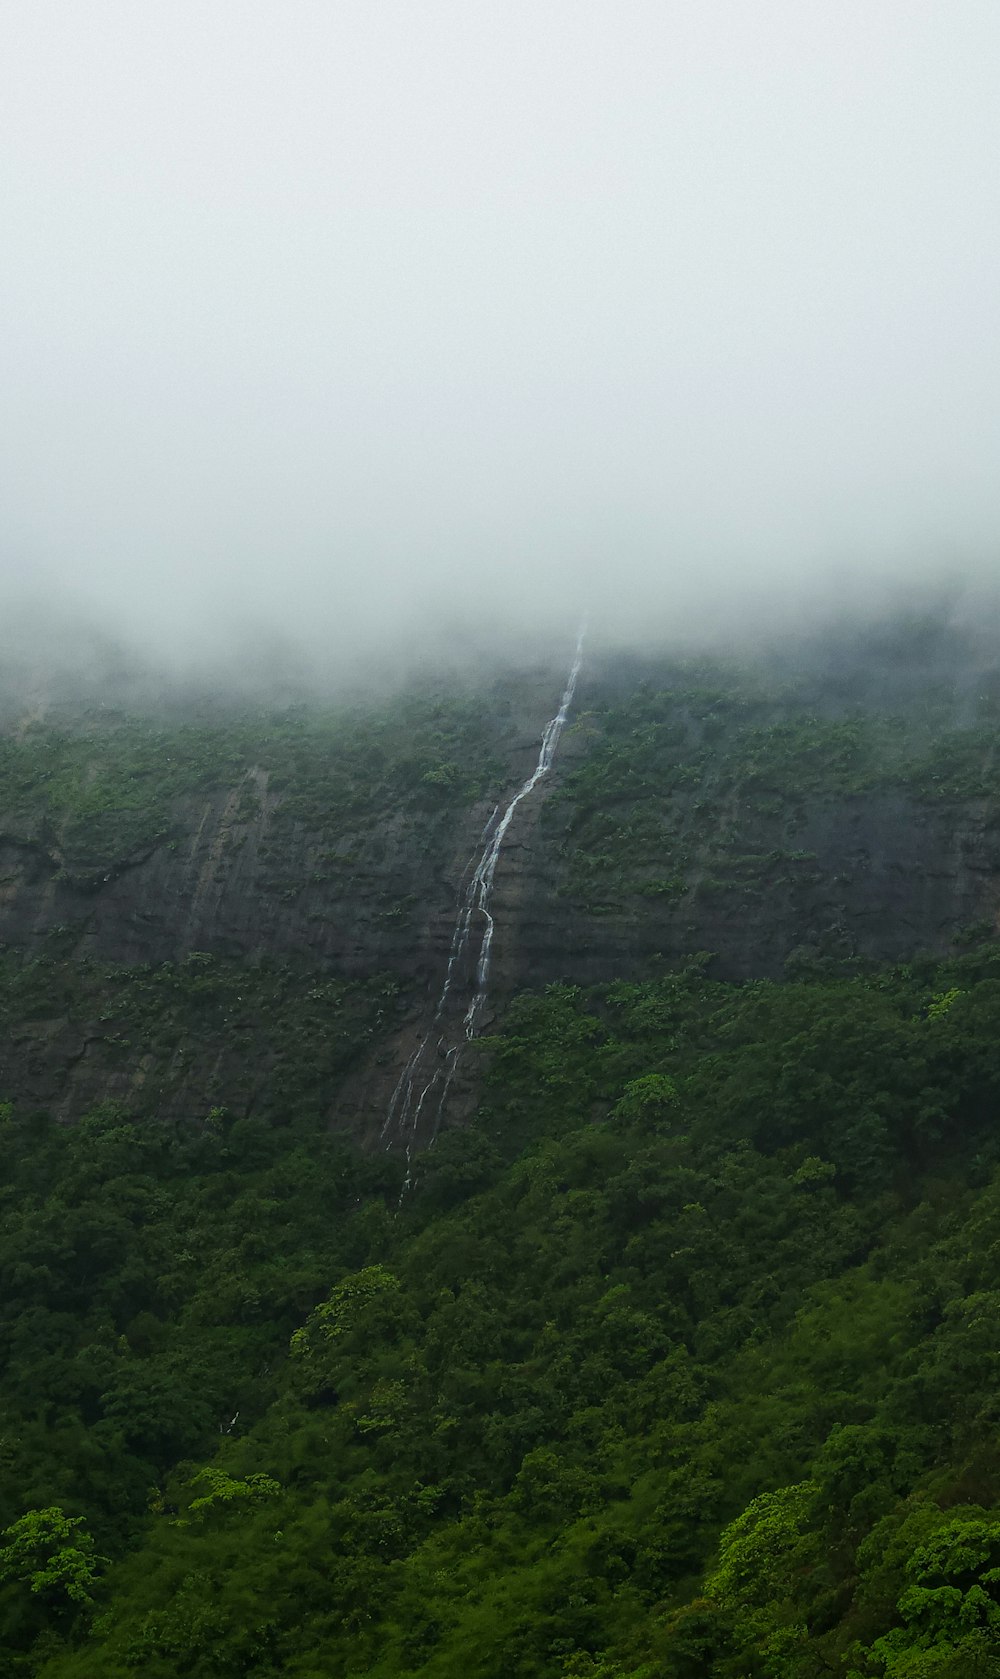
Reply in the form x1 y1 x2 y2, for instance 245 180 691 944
383 626 586 1159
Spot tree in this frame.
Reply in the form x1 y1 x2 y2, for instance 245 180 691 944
706 1481 819 1676
612 1073 679 1126
0 1506 103 1608
855 1510 1000 1676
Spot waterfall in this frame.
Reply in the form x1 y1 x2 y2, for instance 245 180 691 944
383 625 586 1156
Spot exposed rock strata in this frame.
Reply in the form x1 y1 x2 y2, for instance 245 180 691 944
2 642 999 1130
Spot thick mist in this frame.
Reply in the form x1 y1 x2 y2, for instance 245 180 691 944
2 2 999 682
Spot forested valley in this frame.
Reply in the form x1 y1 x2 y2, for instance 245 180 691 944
3 614 1000 1678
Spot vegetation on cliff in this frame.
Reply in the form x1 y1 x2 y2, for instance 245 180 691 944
0 689 506 888
547 637 1000 923
2 624 1000 1675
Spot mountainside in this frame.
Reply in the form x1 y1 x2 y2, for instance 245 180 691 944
2 614 999 1130
3 612 1000 1678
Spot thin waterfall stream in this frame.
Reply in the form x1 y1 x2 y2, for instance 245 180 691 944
383 626 586 1161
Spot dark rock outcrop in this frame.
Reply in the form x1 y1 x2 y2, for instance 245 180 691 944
2 626 999 1132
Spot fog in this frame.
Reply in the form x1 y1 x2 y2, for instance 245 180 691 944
3 2 1000 683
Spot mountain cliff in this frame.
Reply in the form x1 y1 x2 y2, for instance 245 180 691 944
2 613 998 1132
3 611 1000 1679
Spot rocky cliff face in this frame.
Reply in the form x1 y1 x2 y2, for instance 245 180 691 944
493 751 1000 989
2 618 999 1135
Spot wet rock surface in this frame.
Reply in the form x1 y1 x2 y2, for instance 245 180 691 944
2 627 999 1132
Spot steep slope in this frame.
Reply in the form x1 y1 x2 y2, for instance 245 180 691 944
5 951 1000 1679
3 614 1000 1678
1 614 999 1127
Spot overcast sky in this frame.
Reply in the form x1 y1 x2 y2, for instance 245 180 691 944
2 2 999 671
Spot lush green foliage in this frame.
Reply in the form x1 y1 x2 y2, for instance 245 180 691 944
4 633 1000 1675
0 692 506 884
0 951 398 1124
3 948 1000 1674
549 663 1000 912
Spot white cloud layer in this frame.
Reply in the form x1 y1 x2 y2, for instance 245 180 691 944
2 2 999 672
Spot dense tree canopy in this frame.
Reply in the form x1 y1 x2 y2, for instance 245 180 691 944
4 631 1000 1674
1 946 1000 1675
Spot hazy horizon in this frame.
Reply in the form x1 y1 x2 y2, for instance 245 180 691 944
3 3 999 679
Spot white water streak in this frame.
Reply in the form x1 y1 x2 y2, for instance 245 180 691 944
383 625 586 1149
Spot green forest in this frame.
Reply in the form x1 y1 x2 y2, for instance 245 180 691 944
3 644 1000 1677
